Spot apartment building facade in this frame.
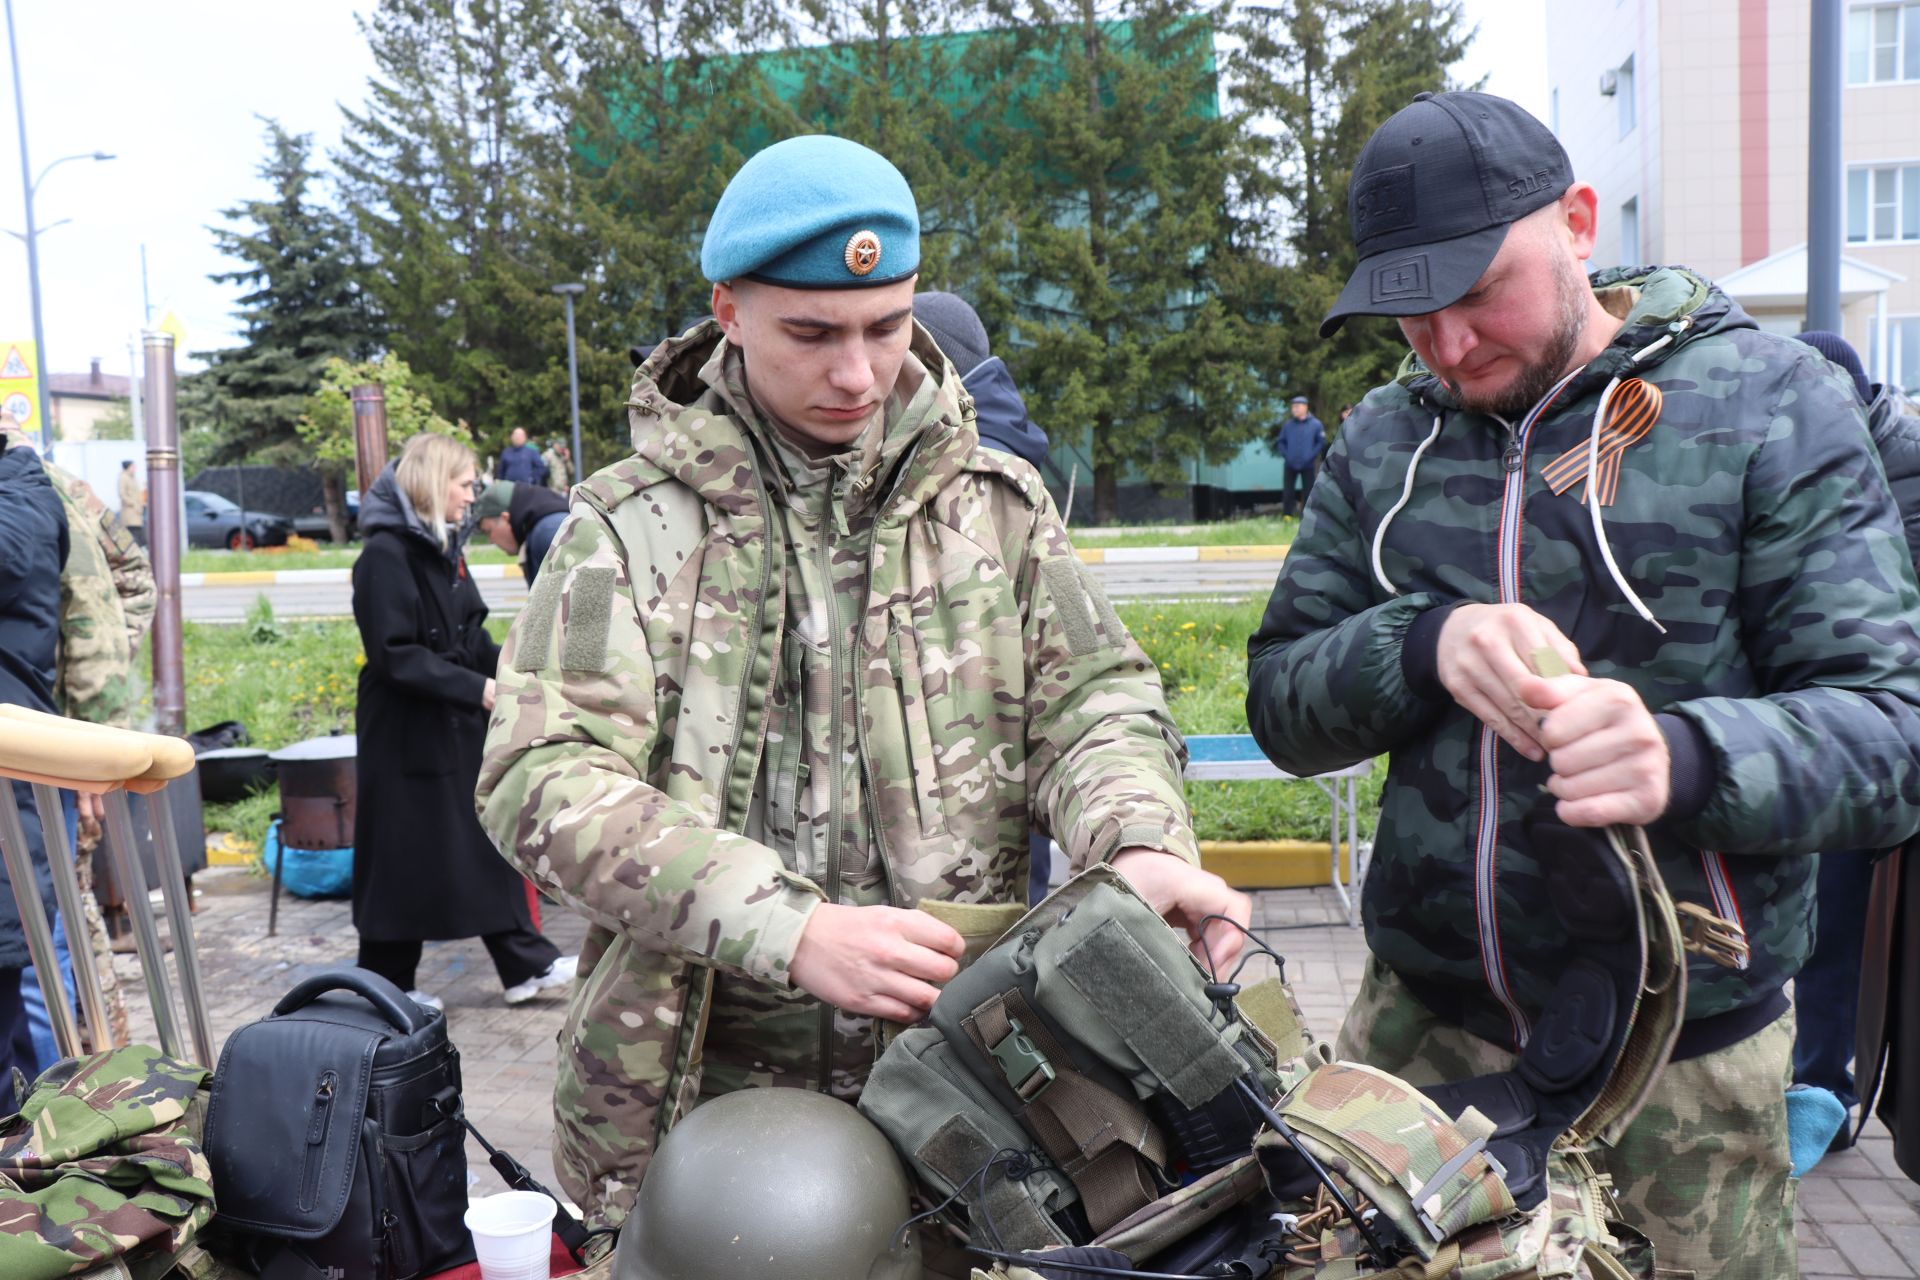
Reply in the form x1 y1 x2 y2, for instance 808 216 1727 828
1546 0 1920 392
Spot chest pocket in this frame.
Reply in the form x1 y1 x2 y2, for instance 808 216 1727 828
888 604 949 839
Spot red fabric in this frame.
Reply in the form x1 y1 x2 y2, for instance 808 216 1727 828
526 879 543 930
429 1233 581 1279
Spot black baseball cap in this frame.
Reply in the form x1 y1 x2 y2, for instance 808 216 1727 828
1320 91 1571 338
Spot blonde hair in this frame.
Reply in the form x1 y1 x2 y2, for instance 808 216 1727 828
394 432 477 550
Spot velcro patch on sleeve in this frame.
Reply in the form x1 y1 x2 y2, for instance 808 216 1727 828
1040 556 1124 657
511 568 567 673
1057 917 1248 1109
561 567 616 672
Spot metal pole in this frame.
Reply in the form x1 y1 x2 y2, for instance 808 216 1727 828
352 383 389 501
144 331 184 736
100 789 184 1060
5 0 51 452
1808 0 1844 335
0 782 80 1060
29 784 112 1052
142 789 210 1066
553 283 585 480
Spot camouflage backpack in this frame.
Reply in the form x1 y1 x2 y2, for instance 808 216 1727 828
858 811 1686 1280
0 1044 236 1280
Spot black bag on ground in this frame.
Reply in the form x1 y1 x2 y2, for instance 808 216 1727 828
203 967 476 1280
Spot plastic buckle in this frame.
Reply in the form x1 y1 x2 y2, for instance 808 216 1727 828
991 1018 1056 1101
1676 902 1750 969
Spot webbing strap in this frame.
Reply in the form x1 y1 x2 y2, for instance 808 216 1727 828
963 990 1165 1232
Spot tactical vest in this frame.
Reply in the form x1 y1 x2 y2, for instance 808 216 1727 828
858 810 1686 1279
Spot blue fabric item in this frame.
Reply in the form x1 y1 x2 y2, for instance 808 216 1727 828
1793 848 1876 1108
1786 1084 1848 1177
497 444 547 486
22 791 77 1071
964 357 1049 468
267 820 354 900
701 135 919 287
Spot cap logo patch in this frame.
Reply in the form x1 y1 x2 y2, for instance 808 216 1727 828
1507 166 1562 200
844 230 883 277
1352 164 1418 241
1370 253 1431 303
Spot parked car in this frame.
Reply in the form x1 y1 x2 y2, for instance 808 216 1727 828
184 490 294 550
185 465 358 542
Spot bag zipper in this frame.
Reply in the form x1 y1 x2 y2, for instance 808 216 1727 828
296 1070 337 1213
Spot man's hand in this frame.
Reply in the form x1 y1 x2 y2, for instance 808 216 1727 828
482 678 497 712
1436 604 1588 761
1110 848 1252 976
789 903 966 1023
76 790 103 843
1516 674 1670 827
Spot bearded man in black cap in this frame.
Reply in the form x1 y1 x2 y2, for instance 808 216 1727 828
1245 91 1920 1278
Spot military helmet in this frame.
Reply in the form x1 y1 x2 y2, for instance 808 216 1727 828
614 1088 923 1280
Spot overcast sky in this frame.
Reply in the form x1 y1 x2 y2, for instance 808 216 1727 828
0 1 1546 380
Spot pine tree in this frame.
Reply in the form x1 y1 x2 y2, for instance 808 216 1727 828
336 0 569 458
1230 0 1477 426
197 120 375 471
985 0 1280 524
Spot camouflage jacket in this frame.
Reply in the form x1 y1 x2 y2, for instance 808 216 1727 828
477 320 1194 1225
47 462 155 727
1247 267 1920 1051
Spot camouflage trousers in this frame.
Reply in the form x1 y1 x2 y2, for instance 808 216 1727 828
1336 956 1796 1280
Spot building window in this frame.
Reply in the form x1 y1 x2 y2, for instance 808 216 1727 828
1617 56 1636 138
1620 197 1640 265
1869 315 1920 393
1848 2 1920 84
1847 163 1920 242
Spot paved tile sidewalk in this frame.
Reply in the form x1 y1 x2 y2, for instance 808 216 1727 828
111 873 1915 1276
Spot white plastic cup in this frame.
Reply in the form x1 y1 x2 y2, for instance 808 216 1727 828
464 1190 558 1280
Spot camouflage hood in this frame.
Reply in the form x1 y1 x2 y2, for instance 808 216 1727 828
1249 261 1920 1055
624 319 981 528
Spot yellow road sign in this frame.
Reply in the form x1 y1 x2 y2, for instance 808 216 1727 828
0 339 41 429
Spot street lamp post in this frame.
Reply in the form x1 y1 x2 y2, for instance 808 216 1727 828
552 283 585 483
6 0 114 450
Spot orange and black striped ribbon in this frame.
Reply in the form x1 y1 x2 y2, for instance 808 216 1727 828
1542 378 1663 506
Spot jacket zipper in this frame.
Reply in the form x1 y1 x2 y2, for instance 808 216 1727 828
818 485 845 1091
1476 368 1585 1049
1698 849 1751 970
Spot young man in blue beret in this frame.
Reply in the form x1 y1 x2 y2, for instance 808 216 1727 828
478 134 1247 1236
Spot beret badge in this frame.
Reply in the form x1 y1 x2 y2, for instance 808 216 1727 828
844 230 883 277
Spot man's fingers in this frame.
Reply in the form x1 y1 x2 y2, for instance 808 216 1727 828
892 940 962 986
876 975 944 1017
1555 791 1656 829
1545 757 1655 802
899 912 968 960
857 994 927 1024
1455 682 1544 759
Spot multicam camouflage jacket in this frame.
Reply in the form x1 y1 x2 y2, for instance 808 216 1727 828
477 320 1196 1227
1248 267 1920 1054
48 462 155 728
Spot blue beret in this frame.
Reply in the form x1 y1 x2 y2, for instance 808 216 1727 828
702 135 920 289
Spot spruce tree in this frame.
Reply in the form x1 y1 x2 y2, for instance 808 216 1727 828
197 120 374 472
983 0 1280 524
1230 0 1476 426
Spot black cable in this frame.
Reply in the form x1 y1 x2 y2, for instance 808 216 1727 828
964 1245 1254 1280
1231 1076 1394 1264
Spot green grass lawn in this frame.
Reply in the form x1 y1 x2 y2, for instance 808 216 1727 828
188 598 1376 849
1070 516 1295 548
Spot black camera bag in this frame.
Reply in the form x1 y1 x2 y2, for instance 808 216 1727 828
204 967 477 1280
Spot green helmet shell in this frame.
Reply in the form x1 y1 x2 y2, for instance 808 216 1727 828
614 1088 924 1280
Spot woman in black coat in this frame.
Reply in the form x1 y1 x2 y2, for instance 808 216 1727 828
350 432 573 1009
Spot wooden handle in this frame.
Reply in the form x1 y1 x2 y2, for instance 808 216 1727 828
0 705 194 786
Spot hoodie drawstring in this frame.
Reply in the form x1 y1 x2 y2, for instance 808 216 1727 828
1371 413 1447 596
1582 319 1692 635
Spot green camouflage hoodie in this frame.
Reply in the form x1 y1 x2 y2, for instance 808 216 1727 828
476 320 1195 1226
1247 267 1920 1054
